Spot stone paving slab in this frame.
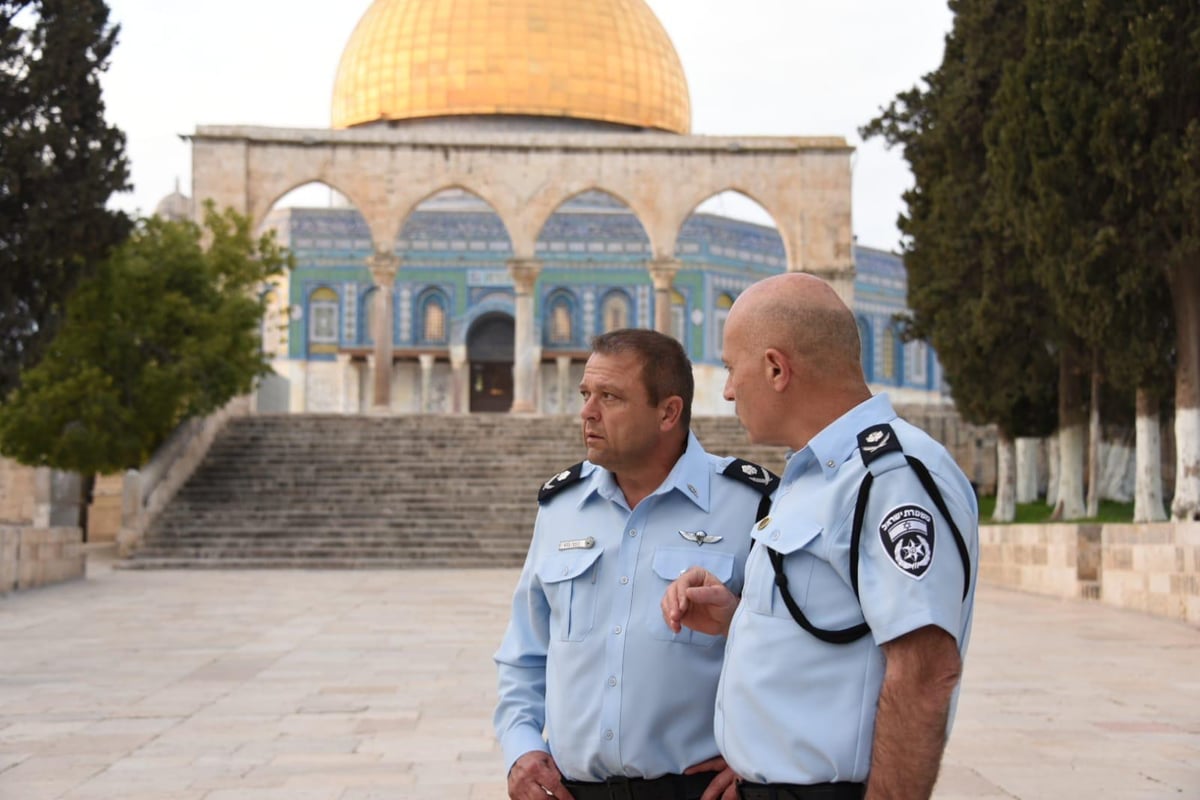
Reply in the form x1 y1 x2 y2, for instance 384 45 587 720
0 555 1196 799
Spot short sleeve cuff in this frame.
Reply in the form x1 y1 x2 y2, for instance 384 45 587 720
869 607 962 648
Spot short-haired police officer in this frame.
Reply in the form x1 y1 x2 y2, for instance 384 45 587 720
495 329 776 800
663 274 979 800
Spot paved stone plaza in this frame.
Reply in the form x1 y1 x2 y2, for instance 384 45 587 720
0 552 1196 799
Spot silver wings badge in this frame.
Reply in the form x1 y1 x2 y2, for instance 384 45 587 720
678 529 723 546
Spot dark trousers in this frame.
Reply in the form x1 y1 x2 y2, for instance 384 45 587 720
737 782 865 800
563 771 719 800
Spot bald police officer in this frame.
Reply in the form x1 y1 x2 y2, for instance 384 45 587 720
663 274 978 800
495 329 775 800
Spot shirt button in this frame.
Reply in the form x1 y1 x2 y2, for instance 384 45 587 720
608 676 617 687
826 459 835 468
628 529 637 537
604 729 614 740
771 531 780 541
613 625 622 635
620 576 629 585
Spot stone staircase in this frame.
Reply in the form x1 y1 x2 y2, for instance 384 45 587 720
120 414 787 569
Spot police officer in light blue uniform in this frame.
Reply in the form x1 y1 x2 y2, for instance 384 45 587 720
663 275 979 800
495 329 775 800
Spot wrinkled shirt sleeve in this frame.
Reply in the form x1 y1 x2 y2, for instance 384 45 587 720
494 511 554 772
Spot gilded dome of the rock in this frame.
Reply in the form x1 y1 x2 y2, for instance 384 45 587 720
331 0 691 134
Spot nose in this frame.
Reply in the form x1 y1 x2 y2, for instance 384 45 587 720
722 375 734 403
580 394 598 421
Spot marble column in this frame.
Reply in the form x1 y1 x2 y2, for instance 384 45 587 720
450 345 468 414
418 353 436 413
368 253 399 413
508 258 542 413
555 355 573 415
336 354 358 414
649 258 681 336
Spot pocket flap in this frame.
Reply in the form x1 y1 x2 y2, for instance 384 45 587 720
751 519 822 555
537 546 604 584
652 547 735 583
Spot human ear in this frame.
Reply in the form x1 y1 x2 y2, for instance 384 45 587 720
659 396 684 430
763 348 790 391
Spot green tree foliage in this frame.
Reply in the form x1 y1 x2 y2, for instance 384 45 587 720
0 0 132 395
0 205 290 475
862 0 1057 440
987 0 1176 406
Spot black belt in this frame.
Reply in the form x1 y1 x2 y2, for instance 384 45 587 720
563 771 718 800
737 782 865 800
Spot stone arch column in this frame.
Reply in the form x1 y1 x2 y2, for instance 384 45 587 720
368 252 399 412
648 258 681 336
507 258 542 413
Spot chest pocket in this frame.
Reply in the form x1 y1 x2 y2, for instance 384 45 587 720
747 520 822 617
651 547 735 647
537 547 604 642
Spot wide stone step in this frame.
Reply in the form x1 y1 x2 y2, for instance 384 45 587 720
124 412 782 570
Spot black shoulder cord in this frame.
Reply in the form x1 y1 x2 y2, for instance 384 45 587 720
770 454 972 644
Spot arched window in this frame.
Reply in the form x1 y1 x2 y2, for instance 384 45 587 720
857 317 873 382
906 339 928 386
308 286 339 355
601 291 631 333
547 293 574 345
670 288 686 344
360 287 377 345
714 292 735 358
881 325 896 382
420 291 448 344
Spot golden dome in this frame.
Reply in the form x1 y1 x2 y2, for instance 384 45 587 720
331 0 691 134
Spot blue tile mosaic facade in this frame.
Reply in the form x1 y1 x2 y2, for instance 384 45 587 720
276 196 942 395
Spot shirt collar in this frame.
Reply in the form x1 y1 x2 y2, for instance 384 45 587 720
578 430 710 512
796 393 898 480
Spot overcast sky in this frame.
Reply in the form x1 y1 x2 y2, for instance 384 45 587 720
100 0 953 252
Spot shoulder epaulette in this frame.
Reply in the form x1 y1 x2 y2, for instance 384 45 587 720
537 462 585 504
856 423 905 472
720 459 779 496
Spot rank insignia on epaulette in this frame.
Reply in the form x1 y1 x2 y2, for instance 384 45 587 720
537 462 585 504
857 423 903 466
720 459 779 494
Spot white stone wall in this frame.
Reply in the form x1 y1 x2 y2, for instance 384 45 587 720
0 526 84 594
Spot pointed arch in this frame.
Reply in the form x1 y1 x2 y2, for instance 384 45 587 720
530 187 653 262
396 186 514 261
543 288 580 348
673 187 790 271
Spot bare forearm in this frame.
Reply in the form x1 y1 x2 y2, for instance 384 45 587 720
866 627 961 800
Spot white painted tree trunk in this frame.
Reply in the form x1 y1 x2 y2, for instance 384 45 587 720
1098 438 1134 502
1134 400 1166 522
1015 437 1040 503
1046 434 1060 509
1054 423 1087 520
1172 407 1200 520
1085 368 1101 518
993 434 1016 522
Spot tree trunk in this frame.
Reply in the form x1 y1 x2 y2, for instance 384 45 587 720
1046 433 1060 508
1015 437 1040 503
993 432 1016 522
1171 259 1200 520
1085 358 1101 518
77 473 95 542
1053 347 1087 520
1134 388 1167 523
1098 435 1134 502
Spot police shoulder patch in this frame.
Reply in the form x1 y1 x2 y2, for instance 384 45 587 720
537 462 585 504
857 423 902 467
720 459 779 495
879 503 935 579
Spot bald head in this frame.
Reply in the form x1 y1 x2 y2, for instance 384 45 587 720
728 273 863 376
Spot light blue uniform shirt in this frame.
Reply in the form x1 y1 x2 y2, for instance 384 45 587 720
494 432 769 781
716 394 979 785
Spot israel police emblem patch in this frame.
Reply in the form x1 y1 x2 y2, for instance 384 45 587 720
879 504 934 579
